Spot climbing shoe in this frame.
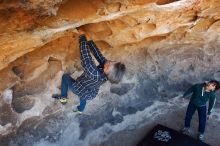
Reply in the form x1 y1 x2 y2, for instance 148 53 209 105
180 127 191 135
198 133 204 141
59 98 68 104
72 106 83 114
52 94 68 104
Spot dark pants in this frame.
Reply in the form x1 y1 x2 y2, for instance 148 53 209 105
61 74 87 111
184 102 207 133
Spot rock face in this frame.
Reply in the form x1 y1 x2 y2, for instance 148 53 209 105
0 0 220 146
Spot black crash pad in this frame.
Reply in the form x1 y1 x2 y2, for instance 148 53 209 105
137 124 210 146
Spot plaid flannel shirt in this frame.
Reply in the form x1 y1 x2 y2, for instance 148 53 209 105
72 35 108 100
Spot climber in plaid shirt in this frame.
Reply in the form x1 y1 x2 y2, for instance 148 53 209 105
53 34 126 114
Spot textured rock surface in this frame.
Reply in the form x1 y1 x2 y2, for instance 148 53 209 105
12 95 35 113
0 0 220 146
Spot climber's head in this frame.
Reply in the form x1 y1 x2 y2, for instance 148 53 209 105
104 60 126 84
205 80 220 91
